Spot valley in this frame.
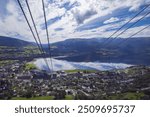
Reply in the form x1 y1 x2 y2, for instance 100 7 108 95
0 36 150 100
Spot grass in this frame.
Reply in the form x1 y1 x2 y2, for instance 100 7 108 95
11 96 55 100
25 63 37 70
109 92 145 100
65 95 74 100
11 95 74 100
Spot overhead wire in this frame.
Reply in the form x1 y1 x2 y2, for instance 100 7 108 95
25 0 52 72
116 24 150 47
104 10 150 48
41 0 54 72
16 0 51 72
25 0 44 52
101 3 150 47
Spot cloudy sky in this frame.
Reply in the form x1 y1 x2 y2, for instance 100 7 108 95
0 0 150 43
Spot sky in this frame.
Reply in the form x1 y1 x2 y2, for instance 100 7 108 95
0 0 150 43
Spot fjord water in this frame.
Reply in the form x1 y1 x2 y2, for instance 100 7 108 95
34 58 132 71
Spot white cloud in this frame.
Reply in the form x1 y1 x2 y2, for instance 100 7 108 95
0 0 33 41
104 17 120 24
72 8 97 24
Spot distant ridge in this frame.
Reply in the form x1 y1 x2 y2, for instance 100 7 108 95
50 37 150 65
0 36 33 47
0 36 150 65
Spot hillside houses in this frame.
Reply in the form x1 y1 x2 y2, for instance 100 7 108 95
0 62 150 100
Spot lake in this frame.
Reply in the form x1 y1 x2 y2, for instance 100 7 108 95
33 58 132 71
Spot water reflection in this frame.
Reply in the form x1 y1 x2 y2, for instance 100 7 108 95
34 58 132 71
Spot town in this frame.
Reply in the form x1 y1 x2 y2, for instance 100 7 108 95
0 60 150 100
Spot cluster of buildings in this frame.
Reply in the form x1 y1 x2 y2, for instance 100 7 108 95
0 62 150 100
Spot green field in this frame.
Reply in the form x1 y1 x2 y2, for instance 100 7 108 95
11 96 55 100
109 92 145 100
65 95 74 100
11 95 75 100
25 63 37 70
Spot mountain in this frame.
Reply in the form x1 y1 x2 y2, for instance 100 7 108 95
0 36 33 47
0 36 150 65
51 37 150 52
50 37 150 65
0 36 40 61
